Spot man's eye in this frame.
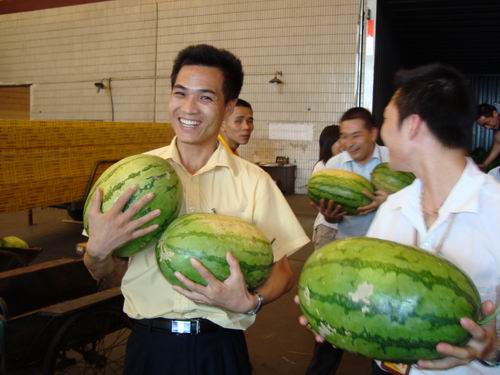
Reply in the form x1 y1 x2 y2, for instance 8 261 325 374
200 96 213 102
173 91 185 97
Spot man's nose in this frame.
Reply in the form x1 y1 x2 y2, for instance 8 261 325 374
181 95 198 113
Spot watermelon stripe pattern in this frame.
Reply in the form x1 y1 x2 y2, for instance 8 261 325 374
156 213 273 289
298 237 481 363
83 154 182 257
370 163 415 194
308 169 374 215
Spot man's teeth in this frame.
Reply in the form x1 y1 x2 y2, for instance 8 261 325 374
180 119 199 128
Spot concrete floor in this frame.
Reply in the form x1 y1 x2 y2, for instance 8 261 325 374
0 195 372 374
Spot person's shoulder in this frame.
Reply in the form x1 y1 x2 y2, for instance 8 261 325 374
325 151 347 168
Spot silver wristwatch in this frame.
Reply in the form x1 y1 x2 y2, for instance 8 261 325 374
245 291 263 316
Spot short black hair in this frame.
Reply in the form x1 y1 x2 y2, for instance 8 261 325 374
392 63 474 150
477 103 497 119
340 107 375 130
170 44 244 103
236 98 252 110
318 125 340 163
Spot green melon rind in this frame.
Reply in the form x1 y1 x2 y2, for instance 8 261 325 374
83 154 182 257
298 237 481 363
307 170 375 215
156 213 274 289
371 163 416 194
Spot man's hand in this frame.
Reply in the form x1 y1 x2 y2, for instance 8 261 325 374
417 300 498 370
294 295 325 343
310 198 346 223
356 189 389 216
172 252 256 313
86 185 161 259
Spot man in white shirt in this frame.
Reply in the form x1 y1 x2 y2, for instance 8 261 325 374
368 64 500 374
313 107 390 241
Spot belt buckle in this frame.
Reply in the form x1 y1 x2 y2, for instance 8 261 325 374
171 319 200 334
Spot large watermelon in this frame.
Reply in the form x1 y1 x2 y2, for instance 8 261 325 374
308 169 374 215
371 163 416 194
156 213 273 289
298 237 481 363
83 154 182 257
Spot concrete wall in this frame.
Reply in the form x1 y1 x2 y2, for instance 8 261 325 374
0 0 361 193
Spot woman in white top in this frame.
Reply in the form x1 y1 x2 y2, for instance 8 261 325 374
311 125 343 250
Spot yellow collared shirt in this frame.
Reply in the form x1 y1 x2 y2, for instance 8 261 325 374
121 138 309 329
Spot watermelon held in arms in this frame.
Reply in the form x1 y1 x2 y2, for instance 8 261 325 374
83 154 182 257
156 213 273 289
307 169 374 215
298 237 482 363
371 162 416 194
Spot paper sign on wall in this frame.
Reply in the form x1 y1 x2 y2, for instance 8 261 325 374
268 122 314 141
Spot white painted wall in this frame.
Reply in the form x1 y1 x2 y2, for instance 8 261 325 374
0 0 361 193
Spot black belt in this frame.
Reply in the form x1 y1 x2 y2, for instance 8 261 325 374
134 318 221 335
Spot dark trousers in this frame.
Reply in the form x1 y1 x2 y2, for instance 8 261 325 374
305 342 343 375
123 322 252 375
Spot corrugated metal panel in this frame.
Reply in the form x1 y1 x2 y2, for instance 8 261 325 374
469 75 500 150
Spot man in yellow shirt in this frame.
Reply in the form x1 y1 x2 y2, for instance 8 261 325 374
218 98 254 155
83 44 309 375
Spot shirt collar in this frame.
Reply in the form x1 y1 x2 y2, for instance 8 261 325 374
386 158 483 215
161 137 237 177
340 143 382 164
217 133 239 156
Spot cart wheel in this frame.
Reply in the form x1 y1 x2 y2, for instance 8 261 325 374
43 309 131 375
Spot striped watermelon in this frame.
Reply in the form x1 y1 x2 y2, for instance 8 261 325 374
307 169 374 215
83 154 182 257
298 237 481 363
371 163 416 194
156 213 273 289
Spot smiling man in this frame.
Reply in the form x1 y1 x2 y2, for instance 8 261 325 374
83 44 309 375
316 107 390 240
218 98 254 155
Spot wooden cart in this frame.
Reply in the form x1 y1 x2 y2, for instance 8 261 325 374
0 258 131 374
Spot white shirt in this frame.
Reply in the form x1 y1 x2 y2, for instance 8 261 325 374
368 159 500 375
320 144 390 238
488 166 500 182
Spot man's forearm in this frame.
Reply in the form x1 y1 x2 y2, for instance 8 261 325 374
255 256 295 306
484 143 500 166
83 252 114 280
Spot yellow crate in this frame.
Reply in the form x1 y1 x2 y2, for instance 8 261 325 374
0 120 174 213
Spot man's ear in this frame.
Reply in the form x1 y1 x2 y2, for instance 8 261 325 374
370 126 379 142
406 114 423 139
225 99 237 118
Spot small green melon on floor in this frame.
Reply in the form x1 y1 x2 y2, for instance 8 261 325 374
83 154 182 257
307 169 374 215
371 163 416 194
1 236 29 249
298 237 481 363
156 213 273 289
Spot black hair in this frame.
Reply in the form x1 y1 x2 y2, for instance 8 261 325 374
340 107 375 129
170 44 244 103
393 63 474 150
236 98 252 110
477 103 497 119
318 125 340 163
